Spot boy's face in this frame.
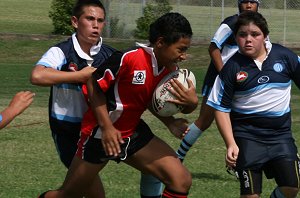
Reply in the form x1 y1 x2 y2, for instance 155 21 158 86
72 5 105 48
240 2 258 12
155 37 191 70
236 22 266 59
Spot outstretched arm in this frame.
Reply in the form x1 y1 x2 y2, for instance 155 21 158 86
0 91 35 130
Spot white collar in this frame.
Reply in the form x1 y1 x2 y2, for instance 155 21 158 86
72 33 103 60
136 42 164 76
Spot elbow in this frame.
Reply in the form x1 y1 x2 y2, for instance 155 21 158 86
30 70 45 85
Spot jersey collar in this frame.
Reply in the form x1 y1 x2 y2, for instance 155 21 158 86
136 42 164 76
72 33 103 61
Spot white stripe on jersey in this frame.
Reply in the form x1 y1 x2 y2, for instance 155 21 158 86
211 23 233 49
51 86 88 122
232 81 291 116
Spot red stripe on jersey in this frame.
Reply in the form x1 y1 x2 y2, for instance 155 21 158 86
97 69 115 92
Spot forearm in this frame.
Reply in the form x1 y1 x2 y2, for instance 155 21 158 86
30 65 85 86
0 108 18 129
87 78 113 129
214 110 235 148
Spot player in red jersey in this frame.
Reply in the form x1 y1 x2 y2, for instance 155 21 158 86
38 12 198 198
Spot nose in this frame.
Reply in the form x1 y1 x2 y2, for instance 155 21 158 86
180 53 187 61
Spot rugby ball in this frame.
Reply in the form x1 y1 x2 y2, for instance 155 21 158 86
152 69 196 117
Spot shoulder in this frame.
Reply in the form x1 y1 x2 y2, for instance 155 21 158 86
222 14 238 26
270 43 297 57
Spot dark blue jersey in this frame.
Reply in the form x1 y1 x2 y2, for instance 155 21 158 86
207 43 300 143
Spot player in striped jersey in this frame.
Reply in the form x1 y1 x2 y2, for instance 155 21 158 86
31 0 115 197
208 11 300 198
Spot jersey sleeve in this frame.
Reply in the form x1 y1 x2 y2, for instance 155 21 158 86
288 55 300 88
36 47 66 70
211 15 237 49
92 50 124 93
207 59 238 112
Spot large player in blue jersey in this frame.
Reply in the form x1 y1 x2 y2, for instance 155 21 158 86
207 11 300 198
176 0 263 161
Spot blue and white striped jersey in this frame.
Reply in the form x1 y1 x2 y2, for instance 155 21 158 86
207 43 300 142
36 33 116 124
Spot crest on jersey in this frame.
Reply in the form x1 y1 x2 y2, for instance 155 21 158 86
132 70 146 84
273 63 284 73
236 71 248 83
68 62 78 71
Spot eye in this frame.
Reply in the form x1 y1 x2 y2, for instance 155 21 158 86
251 32 262 37
237 32 247 38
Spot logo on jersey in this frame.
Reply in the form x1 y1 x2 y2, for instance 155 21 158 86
236 71 248 83
132 70 146 84
273 63 284 73
258 76 269 84
68 62 78 71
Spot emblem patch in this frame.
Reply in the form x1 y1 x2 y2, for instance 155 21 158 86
236 71 248 82
132 70 146 84
273 63 284 73
68 62 78 71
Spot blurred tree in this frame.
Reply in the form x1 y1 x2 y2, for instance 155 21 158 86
134 0 172 39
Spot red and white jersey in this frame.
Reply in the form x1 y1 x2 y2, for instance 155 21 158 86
81 43 177 138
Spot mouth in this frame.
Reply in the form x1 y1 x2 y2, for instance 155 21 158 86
91 32 99 37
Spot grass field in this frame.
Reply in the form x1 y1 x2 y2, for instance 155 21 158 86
1 1 300 198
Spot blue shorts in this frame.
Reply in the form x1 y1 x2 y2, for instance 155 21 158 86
50 117 81 168
76 119 154 164
235 138 300 195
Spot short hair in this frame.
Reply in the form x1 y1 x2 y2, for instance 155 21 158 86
72 0 106 19
234 11 269 37
148 12 193 45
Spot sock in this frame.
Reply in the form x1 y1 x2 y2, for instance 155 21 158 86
140 173 163 198
176 123 202 160
162 188 188 198
270 187 285 198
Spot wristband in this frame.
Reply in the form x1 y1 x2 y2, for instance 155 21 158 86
0 114 2 122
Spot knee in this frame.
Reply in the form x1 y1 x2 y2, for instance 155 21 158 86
170 170 192 192
280 186 299 198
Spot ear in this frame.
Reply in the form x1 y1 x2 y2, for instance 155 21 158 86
71 16 78 29
156 37 165 48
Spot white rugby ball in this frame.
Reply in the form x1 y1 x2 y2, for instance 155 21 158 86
152 68 196 117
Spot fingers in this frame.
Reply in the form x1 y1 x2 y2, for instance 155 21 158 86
102 132 124 157
102 139 121 157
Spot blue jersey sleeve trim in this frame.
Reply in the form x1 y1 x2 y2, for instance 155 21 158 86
206 100 231 113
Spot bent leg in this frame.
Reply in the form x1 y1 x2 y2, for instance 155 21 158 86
126 136 192 194
41 156 107 198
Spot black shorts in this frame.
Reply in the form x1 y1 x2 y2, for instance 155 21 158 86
50 118 81 168
201 61 218 97
235 138 300 195
76 119 154 164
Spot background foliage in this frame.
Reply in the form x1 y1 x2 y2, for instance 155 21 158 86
49 0 76 35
